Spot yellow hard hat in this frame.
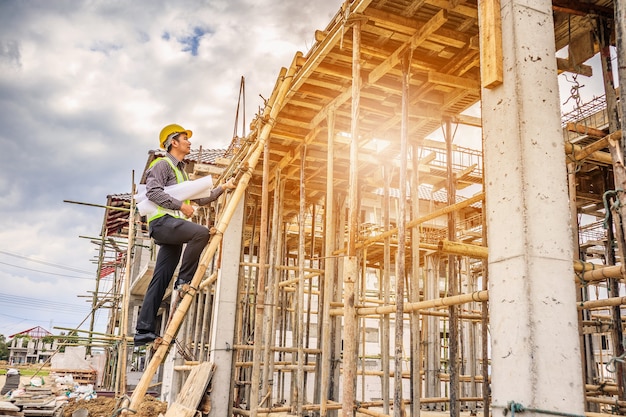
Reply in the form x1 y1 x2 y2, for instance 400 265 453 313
159 124 193 149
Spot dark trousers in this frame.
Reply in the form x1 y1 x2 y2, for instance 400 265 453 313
136 214 210 334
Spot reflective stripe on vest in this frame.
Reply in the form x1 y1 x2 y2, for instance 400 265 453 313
147 157 190 223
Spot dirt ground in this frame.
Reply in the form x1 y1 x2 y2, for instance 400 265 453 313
1 374 168 417
62 395 167 417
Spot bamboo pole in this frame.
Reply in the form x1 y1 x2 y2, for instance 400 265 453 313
393 49 410 417
445 118 460 417
480 188 490 417
320 110 335 417
306 204 316 404
330 291 489 317
569 155 596 411
269 187 285 405
585 396 626 407
438 240 488 259
237 196 258 406
578 296 626 310
234 345 321 354
573 131 620 161
409 141 421 417
438 240 624 285
598 18 626 402
361 247 367 404
615 4 626 404
249 131 272 416
260 172 282 405
277 228 288 405
296 145 307 414
382 164 391 415
563 140 613 165
123 53 302 414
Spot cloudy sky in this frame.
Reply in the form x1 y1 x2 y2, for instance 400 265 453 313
0 0 341 338
0 1 614 340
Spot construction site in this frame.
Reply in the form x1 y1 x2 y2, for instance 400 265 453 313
29 1 626 417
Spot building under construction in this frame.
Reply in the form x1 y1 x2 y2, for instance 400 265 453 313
78 1 626 416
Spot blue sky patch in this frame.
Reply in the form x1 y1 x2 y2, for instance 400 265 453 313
179 26 211 56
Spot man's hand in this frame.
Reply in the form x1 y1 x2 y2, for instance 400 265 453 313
180 202 195 218
222 177 237 191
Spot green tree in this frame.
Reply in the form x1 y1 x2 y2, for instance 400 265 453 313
0 334 9 361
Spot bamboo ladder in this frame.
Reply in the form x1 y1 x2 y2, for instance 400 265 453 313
120 53 303 415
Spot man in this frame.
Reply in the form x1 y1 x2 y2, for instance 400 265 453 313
134 123 236 346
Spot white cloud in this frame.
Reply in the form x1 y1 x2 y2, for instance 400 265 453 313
0 0 341 336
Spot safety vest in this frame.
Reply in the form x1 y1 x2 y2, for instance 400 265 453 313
147 157 191 223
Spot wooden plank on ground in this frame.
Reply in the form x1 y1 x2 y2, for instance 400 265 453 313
0 400 22 417
164 362 215 417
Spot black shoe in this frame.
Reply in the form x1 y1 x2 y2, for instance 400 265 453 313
133 331 159 346
175 279 190 290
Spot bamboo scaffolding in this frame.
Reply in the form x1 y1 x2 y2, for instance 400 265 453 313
108 5 626 416
122 53 302 414
233 345 321 354
346 192 484 252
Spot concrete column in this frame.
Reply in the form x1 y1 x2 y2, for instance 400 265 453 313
208 197 245 417
481 0 585 413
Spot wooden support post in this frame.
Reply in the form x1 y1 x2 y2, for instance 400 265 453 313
382 164 392 415
249 136 271 416
570 160 597 411
445 119 459 417
343 15 364 417
116 173 136 396
261 171 282 405
320 111 336 417
409 140 421 417
480 217 489 417
297 145 307 415
598 17 626 402
616 0 626 403
618 0 626 150
393 49 410 417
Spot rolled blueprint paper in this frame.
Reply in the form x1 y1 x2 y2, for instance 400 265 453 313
135 174 214 216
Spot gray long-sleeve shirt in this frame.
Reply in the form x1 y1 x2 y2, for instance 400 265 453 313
145 153 224 210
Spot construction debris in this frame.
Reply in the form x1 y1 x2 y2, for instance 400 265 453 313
61 396 166 417
7 387 62 417
0 400 22 417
